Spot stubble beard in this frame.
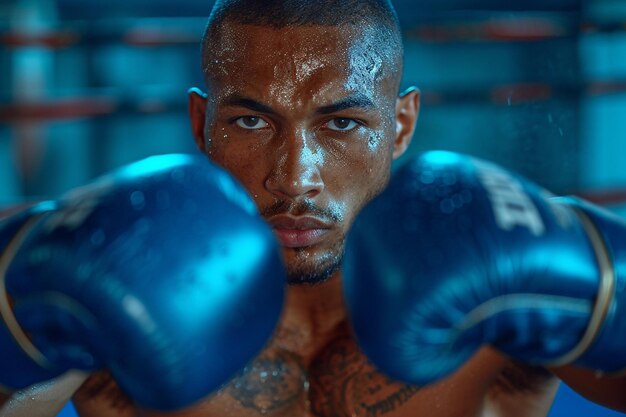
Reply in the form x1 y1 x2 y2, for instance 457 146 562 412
284 238 345 286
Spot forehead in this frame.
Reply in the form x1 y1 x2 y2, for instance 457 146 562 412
204 22 394 106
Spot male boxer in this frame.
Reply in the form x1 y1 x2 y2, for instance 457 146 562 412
3 1 626 417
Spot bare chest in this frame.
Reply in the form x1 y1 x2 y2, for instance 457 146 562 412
75 330 452 417
75 318 538 417
205 332 422 417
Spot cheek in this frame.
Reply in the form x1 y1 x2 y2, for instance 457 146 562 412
364 132 393 195
324 131 393 223
206 136 269 201
356 149 392 207
349 130 393 184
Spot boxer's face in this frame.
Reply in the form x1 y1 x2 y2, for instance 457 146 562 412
190 22 419 284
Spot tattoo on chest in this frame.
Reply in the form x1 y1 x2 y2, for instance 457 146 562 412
309 335 420 417
227 349 307 414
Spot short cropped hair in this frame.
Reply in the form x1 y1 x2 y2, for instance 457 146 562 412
201 0 404 91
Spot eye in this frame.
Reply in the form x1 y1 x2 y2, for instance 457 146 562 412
235 116 269 130
325 118 359 132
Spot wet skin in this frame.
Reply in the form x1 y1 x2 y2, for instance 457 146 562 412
3 16 625 417
69 21 560 417
189 23 418 284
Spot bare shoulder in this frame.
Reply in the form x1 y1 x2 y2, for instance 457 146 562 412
0 372 88 417
551 365 626 412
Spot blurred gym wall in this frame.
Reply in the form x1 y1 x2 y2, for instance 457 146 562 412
2 0 626 212
3 1 626 417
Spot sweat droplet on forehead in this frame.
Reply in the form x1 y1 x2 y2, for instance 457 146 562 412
345 26 397 105
276 52 330 106
205 23 395 110
265 32 355 108
295 55 328 80
348 39 383 83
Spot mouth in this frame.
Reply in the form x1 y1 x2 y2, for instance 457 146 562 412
267 215 332 248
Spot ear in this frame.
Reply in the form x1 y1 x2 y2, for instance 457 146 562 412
188 87 209 151
393 86 420 160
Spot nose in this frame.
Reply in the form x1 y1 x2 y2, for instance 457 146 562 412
265 129 324 200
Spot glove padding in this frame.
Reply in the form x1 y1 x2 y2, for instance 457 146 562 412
0 154 285 410
343 151 626 386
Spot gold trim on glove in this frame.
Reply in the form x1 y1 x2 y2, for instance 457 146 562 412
0 214 54 370
550 207 615 367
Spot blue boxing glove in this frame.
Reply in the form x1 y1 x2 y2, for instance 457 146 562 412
0 155 285 410
344 151 626 386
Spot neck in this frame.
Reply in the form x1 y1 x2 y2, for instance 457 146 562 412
286 271 345 318
274 271 347 357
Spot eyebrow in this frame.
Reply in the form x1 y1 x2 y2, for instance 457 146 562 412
221 93 376 116
315 95 376 115
222 96 278 116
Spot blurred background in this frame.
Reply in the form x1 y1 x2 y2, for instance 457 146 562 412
1 0 626 416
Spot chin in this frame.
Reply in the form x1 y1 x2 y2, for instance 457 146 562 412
286 265 340 286
284 246 343 286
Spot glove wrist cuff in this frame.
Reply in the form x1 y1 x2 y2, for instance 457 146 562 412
549 204 615 367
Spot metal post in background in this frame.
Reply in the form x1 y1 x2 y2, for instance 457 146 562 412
7 0 57 201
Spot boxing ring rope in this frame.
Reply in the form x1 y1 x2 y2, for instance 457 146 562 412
0 11 623 50
2 10 626 124
1 9 626 416
2 11 626 209
2 78 626 123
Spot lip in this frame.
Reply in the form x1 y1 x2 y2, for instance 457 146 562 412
268 215 332 248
